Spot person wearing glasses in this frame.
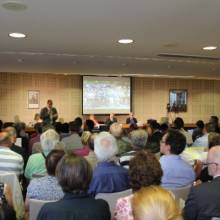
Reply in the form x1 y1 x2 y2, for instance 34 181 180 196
184 145 220 220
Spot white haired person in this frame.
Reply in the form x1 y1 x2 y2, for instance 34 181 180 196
88 132 129 196
25 129 60 179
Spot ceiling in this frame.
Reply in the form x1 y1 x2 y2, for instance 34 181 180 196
0 0 220 79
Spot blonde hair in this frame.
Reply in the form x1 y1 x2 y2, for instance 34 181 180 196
132 186 183 220
81 131 92 145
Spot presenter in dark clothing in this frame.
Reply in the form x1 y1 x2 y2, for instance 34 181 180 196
37 153 111 220
40 100 58 125
126 112 137 125
105 113 117 129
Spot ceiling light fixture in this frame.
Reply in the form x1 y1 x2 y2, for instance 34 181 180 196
203 46 217 51
118 39 134 44
9 32 26 38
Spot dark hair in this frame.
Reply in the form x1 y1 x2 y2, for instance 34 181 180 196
160 123 168 134
84 120 94 132
196 120 204 130
165 129 186 154
56 153 92 193
74 117 83 128
210 116 219 124
88 134 97 151
149 120 160 131
55 122 62 133
174 117 184 129
69 121 80 133
0 120 3 132
34 123 43 134
61 123 69 134
129 151 162 192
46 149 65 176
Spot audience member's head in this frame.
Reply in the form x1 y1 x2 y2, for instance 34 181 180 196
207 146 220 177
147 120 160 136
74 117 83 129
34 123 43 134
110 123 123 138
0 132 11 147
40 129 60 154
84 120 95 132
160 129 186 155
4 127 16 144
61 123 69 134
208 132 220 149
56 153 92 193
133 186 182 220
54 122 62 133
34 113 41 121
130 129 148 150
174 117 184 130
196 120 205 130
88 133 98 151
205 122 216 133
94 132 118 162
45 149 64 176
160 123 169 134
0 120 3 132
69 121 80 134
129 151 162 192
209 116 219 125
81 131 91 145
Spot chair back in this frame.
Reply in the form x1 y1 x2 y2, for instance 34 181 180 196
29 199 55 220
167 185 191 201
0 172 25 220
95 189 132 216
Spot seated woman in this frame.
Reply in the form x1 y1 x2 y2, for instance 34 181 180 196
25 129 60 179
37 153 111 220
25 149 65 210
133 186 182 220
114 150 162 220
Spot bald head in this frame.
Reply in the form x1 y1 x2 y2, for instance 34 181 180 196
207 146 220 177
0 132 12 147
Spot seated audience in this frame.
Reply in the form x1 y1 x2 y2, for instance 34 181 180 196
84 119 95 132
160 123 169 135
146 120 163 153
133 186 183 220
85 133 98 169
105 113 117 129
110 123 132 156
126 112 137 125
160 129 195 188
34 113 42 124
0 120 3 132
184 146 220 220
25 129 59 179
73 131 90 156
174 117 192 146
62 121 83 153
192 120 205 142
89 114 99 127
60 123 70 139
25 150 65 210
119 129 148 168
37 153 110 220
88 132 129 196
0 132 23 176
74 117 83 136
114 150 162 220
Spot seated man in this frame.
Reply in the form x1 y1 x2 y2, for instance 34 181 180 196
184 145 220 220
88 132 129 196
105 113 117 129
160 129 195 188
126 112 137 125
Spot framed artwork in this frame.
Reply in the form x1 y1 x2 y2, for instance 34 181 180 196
28 90 40 109
169 89 187 112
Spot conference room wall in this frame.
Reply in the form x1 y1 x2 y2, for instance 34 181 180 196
0 72 220 125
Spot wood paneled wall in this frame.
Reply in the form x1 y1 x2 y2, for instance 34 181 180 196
0 72 220 124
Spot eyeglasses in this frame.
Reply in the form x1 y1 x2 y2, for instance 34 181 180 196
203 162 220 166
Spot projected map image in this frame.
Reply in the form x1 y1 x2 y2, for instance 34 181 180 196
83 76 131 114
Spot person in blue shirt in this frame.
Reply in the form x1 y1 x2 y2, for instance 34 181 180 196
88 132 129 196
160 129 195 188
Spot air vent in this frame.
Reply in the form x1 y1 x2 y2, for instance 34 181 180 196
158 53 220 61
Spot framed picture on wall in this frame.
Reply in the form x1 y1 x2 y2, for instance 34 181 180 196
28 90 40 109
169 89 187 112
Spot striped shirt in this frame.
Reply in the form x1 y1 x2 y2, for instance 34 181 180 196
0 147 24 176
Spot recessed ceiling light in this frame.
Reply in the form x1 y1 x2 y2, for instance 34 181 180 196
203 46 217 51
2 1 27 11
118 39 134 44
9 32 26 38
